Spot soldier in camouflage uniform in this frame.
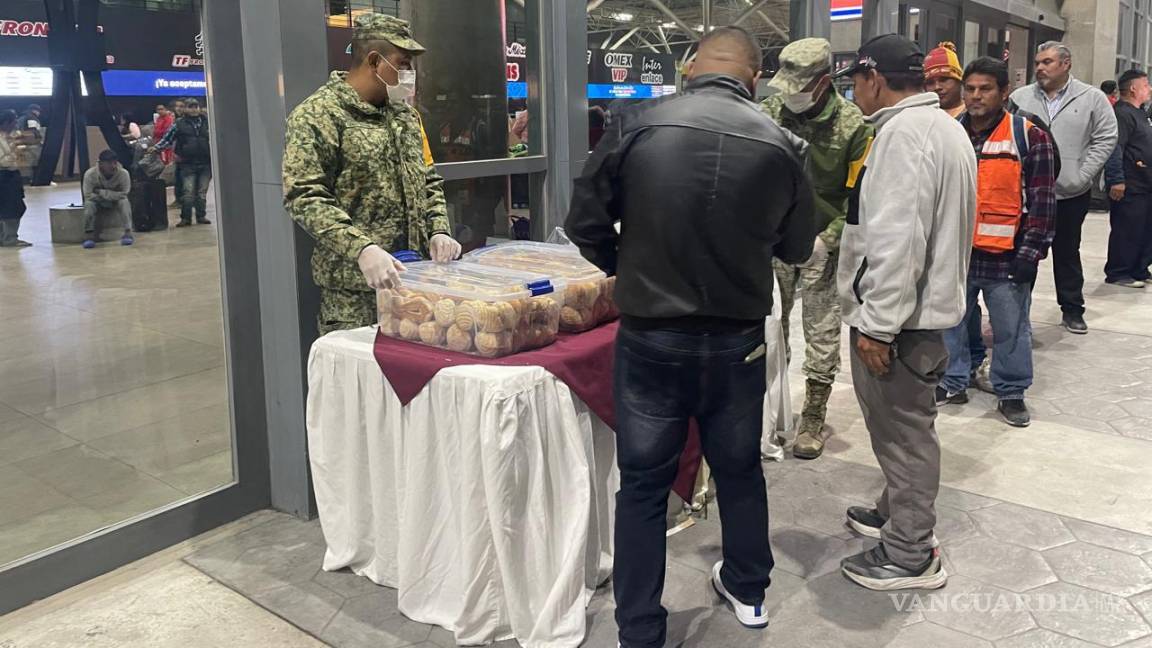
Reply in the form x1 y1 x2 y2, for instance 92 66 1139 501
762 38 873 459
283 14 462 335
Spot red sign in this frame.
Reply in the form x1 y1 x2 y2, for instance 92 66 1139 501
611 67 628 83
506 62 520 82
0 19 48 37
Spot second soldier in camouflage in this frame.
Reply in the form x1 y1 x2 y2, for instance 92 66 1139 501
283 14 462 335
762 38 873 459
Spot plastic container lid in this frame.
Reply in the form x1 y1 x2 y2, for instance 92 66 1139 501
464 242 606 283
393 261 566 302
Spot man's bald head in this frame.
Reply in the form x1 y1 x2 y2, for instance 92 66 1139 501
688 26 763 88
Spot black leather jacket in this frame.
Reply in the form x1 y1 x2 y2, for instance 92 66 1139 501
565 74 815 325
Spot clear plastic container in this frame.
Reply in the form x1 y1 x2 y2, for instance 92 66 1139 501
376 261 566 357
464 242 618 332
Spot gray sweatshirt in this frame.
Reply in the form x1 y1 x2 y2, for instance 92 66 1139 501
1010 77 1118 200
82 165 131 205
838 93 978 342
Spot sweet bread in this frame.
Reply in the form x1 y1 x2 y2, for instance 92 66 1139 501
419 321 446 345
398 318 421 341
446 325 473 352
475 331 513 357
399 296 434 323
434 299 456 327
496 301 519 330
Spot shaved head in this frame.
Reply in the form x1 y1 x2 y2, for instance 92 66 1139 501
694 27 761 79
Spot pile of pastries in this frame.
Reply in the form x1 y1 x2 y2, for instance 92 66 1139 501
464 243 619 333
376 263 565 357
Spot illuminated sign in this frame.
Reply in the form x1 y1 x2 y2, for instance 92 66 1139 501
831 0 863 20
101 69 205 96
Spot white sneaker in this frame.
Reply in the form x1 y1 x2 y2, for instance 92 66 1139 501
711 561 769 628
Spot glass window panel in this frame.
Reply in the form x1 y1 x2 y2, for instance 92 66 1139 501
444 173 538 252
964 21 980 65
324 1 537 162
0 0 233 568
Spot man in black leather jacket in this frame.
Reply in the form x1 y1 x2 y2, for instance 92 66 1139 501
565 26 814 648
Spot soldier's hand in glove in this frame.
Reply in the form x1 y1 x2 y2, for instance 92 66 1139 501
357 244 405 290
800 237 828 269
1008 257 1038 285
429 233 462 263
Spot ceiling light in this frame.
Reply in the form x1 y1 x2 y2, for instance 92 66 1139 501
661 22 677 28
611 12 634 21
695 24 705 31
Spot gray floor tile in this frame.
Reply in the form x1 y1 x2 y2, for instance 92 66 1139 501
318 589 432 648
313 567 388 599
815 462 887 503
0 464 75 527
971 504 1076 551
794 493 865 540
0 414 79 466
995 629 1100 648
1127 590 1152 626
0 504 111 567
153 449 234 496
936 488 1000 512
886 621 992 647
945 536 1057 593
1043 542 1152 597
937 506 981 546
1110 417 1152 441
87 402 231 477
769 525 867 580
1063 519 1152 556
1029 582 1151 646
922 575 1037 641
185 515 326 596
251 580 346 636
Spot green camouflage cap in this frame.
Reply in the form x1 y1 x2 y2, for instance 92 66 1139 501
354 14 426 54
768 38 833 95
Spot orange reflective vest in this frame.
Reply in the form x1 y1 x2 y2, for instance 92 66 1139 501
973 113 1031 254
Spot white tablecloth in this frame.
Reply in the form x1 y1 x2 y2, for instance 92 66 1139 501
306 327 618 647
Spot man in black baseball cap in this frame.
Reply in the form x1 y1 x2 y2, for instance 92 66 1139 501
833 34 979 592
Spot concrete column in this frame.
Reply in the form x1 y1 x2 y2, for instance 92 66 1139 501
1061 0 1118 84
861 0 899 41
790 0 832 41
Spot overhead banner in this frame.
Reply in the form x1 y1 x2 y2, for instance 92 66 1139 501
0 0 203 71
587 48 677 92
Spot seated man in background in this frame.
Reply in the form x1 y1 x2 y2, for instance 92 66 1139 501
82 150 134 248
939 57 1057 427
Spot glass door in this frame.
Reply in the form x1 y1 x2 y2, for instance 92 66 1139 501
0 0 270 614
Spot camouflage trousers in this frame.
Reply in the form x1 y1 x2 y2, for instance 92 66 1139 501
773 250 842 385
318 288 377 336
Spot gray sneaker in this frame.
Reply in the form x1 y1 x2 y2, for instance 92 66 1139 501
998 399 1031 427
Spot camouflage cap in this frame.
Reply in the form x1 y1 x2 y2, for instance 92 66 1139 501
354 14 426 54
768 38 833 95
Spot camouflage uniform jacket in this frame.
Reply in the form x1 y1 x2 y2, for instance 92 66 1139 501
283 71 450 291
762 91 872 250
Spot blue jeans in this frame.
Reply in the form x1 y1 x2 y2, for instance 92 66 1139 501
613 323 774 648
943 277 1033 399
179 162 212 222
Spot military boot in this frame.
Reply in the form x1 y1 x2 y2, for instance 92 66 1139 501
793 379 832 459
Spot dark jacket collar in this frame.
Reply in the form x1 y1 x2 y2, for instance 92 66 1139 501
685 74 753 100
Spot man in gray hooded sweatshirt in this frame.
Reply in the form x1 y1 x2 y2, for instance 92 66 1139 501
1009 42 1117 335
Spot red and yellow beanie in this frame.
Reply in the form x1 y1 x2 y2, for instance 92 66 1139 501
924 42 962 81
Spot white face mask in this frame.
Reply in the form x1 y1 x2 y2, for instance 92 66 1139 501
374 53 416 103
783 91 817 114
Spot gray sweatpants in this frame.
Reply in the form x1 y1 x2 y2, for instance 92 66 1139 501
84 199 131 236
849 328 947 568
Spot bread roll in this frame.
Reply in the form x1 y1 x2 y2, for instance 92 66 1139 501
419 321 446 345
398 318 421 341
434 299 456 327
399 296 434 323
455 301 480 332
475 331 513 357
561 306 587 330
592 296 610 324
496 301 519 330
379 317 397 336
446 325 473 352
478 303 505 334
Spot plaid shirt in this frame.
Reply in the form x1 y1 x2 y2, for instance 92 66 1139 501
964 112 1058 281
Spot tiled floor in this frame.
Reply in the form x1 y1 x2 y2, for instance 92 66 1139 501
177 212 1152 646
3 211 1152 647
0 182 232 568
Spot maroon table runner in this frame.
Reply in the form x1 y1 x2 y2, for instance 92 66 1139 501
371 323 703 502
